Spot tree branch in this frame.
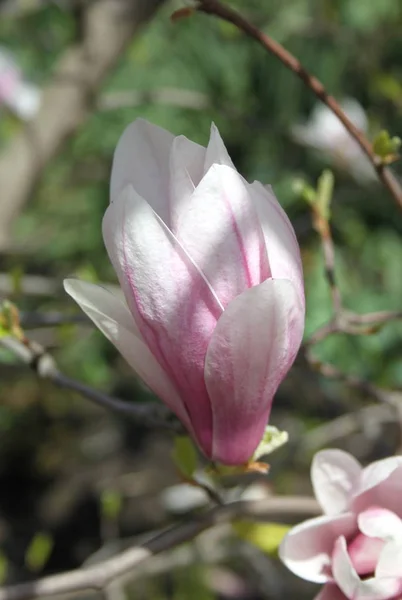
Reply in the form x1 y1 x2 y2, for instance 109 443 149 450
0 335 181 431
0 0 167 250
0 496 319 600
196 0 402 209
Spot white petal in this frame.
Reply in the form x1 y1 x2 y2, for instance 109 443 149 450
376 540 402 578
169 134 206 214
333 537 402 600
358 507 402 542
205 278 305 465
353 456 402 504
312 450 362 516
110 118 174 224
63 278 190 428
279 513 356 584
203 122 235 173
102 185 223 456
249 181 304 303
173 164 269 308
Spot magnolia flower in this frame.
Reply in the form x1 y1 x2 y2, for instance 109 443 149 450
0 46 41 120
292 98 376 182
64 119 305 465
280 449 402 599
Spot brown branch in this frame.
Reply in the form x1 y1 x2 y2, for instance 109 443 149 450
305 352 397 406
0 335 180 431
0 496 319 600
196 0 402 210
0 0 167 251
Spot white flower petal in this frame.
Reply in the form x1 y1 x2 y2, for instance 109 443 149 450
312 450 362 516
63 278 190 428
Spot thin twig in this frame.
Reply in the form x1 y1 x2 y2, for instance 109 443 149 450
196 0 402 209
0 496 319 600
305 352 396 405
0 335 181 431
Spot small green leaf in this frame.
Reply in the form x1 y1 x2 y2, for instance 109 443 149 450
172 435 198 479
233 520 291 556
373 130 401 160
292 178 316 206
252 425 289 461
316 169 334 222
25 532 53 573
100 489 122 521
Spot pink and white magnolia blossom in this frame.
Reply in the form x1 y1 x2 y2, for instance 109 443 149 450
64 119 305 465
280 449 402 600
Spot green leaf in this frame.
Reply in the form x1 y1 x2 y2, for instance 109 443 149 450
233 520 291 555
172 435 198 479
316 169 334 222
252 425 289 461
25 532 53 573
373 130 401 160
292 178 316 206
100 489 122 521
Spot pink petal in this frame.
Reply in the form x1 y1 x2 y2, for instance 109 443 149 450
110 118 174 224
376 540 402 578
312 450 362 516
249 181 305 304
279 513 356 584
353 460 402 514
358 507 402 541
63 279 191 429
103 185 223 457
347 532 384 576
173 164 270 308
204 278 305 465
314 584 349 600
332 536 402 600
203 122 235 173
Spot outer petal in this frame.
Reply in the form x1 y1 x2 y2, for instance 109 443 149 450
353 459 402 514
279 513 356 584
103 185 223 457
204 278 305 465
63 279 191 429
249 181 304 304
314 584 349 600
169 134 206 219
332 537 402 600
376 540 402 578
312 450 362 516
173 164 270 308
110 118 174 224
203 122 235 174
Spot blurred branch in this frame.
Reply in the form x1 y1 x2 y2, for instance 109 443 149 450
98 87 210 112
195 0 402 210
305 354 398 406
0 0 167 250
0 496 319 600
0 274 59 298
0 334 181 431
303 402 398 453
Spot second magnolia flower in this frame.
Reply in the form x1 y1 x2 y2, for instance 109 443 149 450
64 119 305 465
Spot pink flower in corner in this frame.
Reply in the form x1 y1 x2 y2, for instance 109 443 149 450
280 449 402 600
64 119 305 465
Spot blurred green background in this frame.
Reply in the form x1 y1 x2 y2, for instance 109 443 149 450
0 0 401 597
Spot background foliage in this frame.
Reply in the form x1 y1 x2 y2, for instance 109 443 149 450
0 0 401 597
